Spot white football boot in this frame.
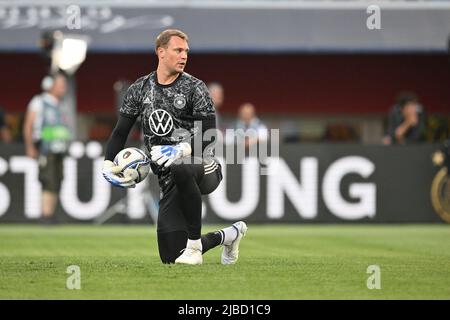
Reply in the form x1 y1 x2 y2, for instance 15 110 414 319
221 221 248 265
175 239 203 265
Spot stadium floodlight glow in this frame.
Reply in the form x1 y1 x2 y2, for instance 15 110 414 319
49 32 90 75
59 38 88 74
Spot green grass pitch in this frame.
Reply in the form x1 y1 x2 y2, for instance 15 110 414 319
0 224 449 299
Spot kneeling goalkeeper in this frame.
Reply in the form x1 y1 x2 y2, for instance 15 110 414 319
102 29 247 265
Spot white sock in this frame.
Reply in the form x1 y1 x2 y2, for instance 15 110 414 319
187 238 202 251
221 225 238 246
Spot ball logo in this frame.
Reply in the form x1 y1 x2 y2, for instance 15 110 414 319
123 151 131 159
173 94 186 109
149 109 174 136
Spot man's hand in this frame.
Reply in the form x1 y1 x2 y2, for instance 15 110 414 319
150 142 192 168
102 160 137 188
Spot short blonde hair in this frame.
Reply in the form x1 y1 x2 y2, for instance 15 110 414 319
155 29 189 51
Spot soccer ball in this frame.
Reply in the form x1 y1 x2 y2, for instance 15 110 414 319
114 147 150 183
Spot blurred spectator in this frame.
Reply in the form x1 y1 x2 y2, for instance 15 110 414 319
207 82 224 130
23 72 71 224
280 120 301 143
227 102 268 148
323 123 359 142
383 92 425 145
0 106 13 143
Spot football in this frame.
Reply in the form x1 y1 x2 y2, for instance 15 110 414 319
114 147 151 183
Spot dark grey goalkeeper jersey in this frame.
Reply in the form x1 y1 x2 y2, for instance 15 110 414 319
119 71 217 195
120 71 215 146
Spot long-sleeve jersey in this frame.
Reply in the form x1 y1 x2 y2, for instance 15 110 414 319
104 71 217 195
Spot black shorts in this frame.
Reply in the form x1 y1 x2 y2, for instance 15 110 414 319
38 153 64 193
157 160 222 234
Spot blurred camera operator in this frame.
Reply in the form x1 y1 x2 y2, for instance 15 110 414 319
383 92 425 145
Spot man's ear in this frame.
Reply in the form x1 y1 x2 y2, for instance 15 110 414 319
157 47 165 59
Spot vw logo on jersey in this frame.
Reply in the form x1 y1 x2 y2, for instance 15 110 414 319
149 109 174 136
173 94 186 109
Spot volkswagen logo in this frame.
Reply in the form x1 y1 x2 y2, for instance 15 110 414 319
149 109 174 136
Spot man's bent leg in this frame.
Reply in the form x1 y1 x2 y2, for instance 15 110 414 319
157 230 232 264
170 164 203 240
157 231 188 264
157 187 203 265
201 231 222 254
158 230 246 264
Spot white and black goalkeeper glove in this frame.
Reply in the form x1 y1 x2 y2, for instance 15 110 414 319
102 160 137 188
150 142 192 168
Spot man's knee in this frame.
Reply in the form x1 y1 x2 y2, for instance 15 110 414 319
158 241 179 264
157 230 187 264
160 254 176 264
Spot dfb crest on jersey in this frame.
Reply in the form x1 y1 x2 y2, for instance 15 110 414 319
149 109 174 136
173 94 186 109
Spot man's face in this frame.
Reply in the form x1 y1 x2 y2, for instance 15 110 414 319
159 36 189 74
239 104 255 124
402 102 418 117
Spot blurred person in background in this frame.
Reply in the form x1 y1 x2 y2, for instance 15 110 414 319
383 92 425 145
207 82 226 148
0 106 13 143
227 102 268 148
207 82 224 130
280 120 301 143
23 72 71 224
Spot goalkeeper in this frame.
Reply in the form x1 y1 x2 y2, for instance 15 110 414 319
102 29 247 265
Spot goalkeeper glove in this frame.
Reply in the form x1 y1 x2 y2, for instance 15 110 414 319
102 160 137 188
150 142 192 168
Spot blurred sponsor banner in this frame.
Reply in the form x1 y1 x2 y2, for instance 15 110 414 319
0 1 450 52
0 142 443 223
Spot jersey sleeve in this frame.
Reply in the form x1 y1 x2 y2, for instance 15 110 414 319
119 83 142 117
104 114 137 161
192 81 216 119
189 81 217 159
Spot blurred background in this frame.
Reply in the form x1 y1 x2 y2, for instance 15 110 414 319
0 0 449 224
